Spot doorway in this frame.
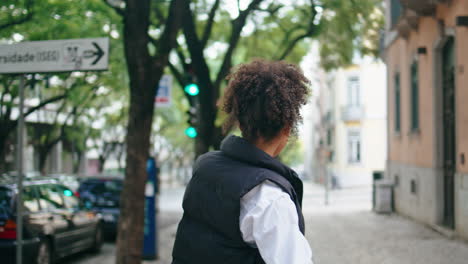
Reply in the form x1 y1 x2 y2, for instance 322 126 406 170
441 36 455 229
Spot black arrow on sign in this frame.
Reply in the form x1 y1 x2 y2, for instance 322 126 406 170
82 42 105 65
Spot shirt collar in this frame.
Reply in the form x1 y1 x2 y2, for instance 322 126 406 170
220 135 303 202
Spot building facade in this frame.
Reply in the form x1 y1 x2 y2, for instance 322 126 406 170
329 61 387 188
383 0 468 239
314 59 387 188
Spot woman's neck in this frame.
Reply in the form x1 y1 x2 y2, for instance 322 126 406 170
254 137 283 158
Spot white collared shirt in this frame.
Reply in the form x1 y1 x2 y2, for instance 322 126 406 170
240 180 313 264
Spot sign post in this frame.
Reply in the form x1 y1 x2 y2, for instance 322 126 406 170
15 76 25 264
0 38 109 264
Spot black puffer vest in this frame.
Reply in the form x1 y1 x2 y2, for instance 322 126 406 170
172 136 305 264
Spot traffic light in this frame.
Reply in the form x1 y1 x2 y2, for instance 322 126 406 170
185 127 197 138
186 107 198 138
186 107 197 126
184 83 199 96
183 64 199 96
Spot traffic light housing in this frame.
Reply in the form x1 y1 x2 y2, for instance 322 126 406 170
183 65 199 96
186 107 198 138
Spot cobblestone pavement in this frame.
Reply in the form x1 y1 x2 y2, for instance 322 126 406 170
67 182 468 264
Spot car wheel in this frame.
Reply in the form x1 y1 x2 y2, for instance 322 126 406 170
36 240 51 264
90 224 103 253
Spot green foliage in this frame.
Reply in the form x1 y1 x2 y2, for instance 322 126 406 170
318 0 384 70
153 75 193 156
279 138 304 167
0 0 129 172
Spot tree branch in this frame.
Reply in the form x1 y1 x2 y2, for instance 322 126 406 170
0 13 33 31
102 0 125 16
214 0 264 92
154 0 183 62
277 0 317 60
200 0 221 48
0 77 14 119
23 94 67 119
0 0 34 31
167 61 194 105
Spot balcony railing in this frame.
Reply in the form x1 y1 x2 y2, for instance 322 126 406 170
341 105 365 122
399 0 445 16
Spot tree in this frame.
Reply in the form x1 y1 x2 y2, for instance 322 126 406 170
29 79 100 174
0 75 72 172
169 0 383 157
0 0 34 31
89 106 128 173
101 0 183 262
318 0 384 70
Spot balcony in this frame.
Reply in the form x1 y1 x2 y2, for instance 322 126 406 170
395 8 419 38
341 105 365 122
399 0 446 16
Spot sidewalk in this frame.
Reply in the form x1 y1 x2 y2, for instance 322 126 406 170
301 182 468 264
69 181 468 263
151 182 468 264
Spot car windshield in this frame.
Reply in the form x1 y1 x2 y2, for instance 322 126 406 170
79 179 123 208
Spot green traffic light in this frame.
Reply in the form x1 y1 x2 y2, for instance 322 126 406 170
185 127 197 138
63 189 73 197
184 83 199 96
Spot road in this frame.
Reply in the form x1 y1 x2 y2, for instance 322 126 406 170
65 182 468 264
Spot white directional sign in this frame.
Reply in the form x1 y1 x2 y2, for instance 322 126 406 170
0 37 109 73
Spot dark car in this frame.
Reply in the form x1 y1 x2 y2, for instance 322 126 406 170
77 176 123 237
0 178 103 264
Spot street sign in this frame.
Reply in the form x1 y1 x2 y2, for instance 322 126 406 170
0 37 110 264
155 74 172 107
0 37 109 73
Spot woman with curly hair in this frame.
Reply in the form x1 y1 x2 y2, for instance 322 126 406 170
172 59 313 264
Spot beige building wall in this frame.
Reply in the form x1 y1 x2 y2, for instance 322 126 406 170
385 0 468 240
329 60 387 187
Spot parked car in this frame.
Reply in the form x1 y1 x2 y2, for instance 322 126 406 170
78 176 123 237
0 177 103 264
48 174 81 192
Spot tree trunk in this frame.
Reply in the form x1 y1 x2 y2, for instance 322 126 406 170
38 148 48 176
0 122 14 172
115 0 182 262
73 151 83 174
98 155 106 173
0 136 8 173
115 1 153 262
112 0 181 261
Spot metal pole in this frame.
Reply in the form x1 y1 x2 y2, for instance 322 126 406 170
324 165 329 206
16 75 25 264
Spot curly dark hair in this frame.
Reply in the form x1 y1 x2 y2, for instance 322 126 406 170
222 59 310 142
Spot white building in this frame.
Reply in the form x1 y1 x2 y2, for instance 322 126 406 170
318 59 387 188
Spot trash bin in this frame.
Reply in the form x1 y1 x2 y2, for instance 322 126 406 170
372 171 384 210
374 179 394 214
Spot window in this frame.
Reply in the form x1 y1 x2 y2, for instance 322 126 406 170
390 0 402 28
55 185 80 209
394 73 401 132
327 128 333 146
347 76 360 106
23 186 40 213
410 61 419 131
347 129 361 164
37 184 65 210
